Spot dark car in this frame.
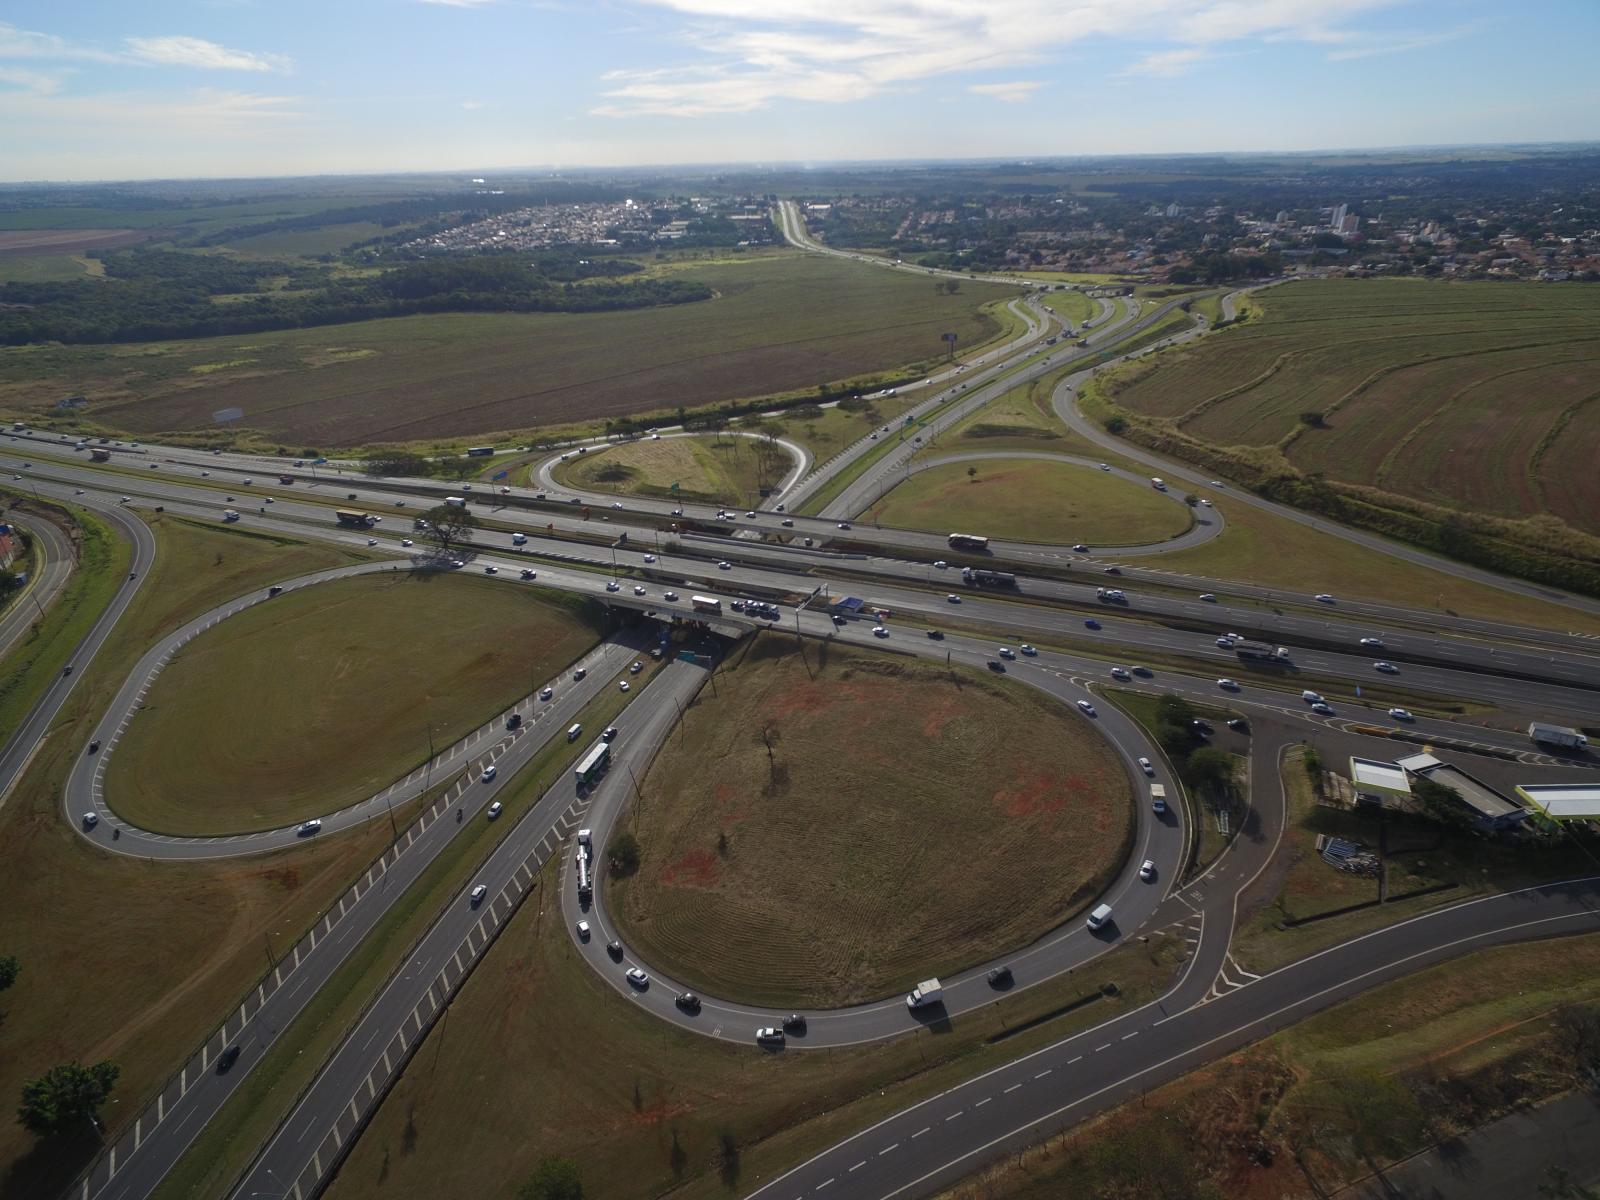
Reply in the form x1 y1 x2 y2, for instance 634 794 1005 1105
925 629 944 640
216 1044 241 1073
1226 718 1249 732
676 992 701 1013
606 939 624 961
987 965 1013 988
87 739 100 754
505 713 523 730
782 1013 807 1033
987 660 1006 672
1084 619 1101 630
1192 719 1214 734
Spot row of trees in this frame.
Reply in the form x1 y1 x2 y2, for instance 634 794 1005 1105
2 954 124 1137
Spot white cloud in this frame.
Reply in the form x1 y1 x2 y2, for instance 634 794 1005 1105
968 80 1042 103
125 35 289 72
0 21 119 63
595 0 1410 114
0 65 65 95
1324 23 1485 61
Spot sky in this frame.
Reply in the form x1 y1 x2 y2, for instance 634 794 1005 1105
2 0 1598 182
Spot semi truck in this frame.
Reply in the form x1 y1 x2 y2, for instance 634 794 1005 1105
335 510 374 528
90 448 111 463
1234 640 1292 663
1529 722 1589 750
575 843 592 900
691 595 722 614
905 978 943 1009
961 567 1017 589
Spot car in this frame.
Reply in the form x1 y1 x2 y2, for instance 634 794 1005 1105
831 613 847 625
781 518 794 527
1192 718 1214 734
606 939 624 960
837 522 851 530
872 626 889 637
1020 644 1037 656
1137 756 1155 776
82 811 99 829
1215 636 1236 648
576 920 591 941
1360 637 1385 649
933 560 948 569
1084 619 1101 630
450 559 465 569
573 667 587 681
539 686 554 700
782 1013 807 1033
1076 700 1097 717
265 497 274 504
119 494 130 503
986 660 1005 672
997 646 1016 659
717 561 731 570
521 568 537 580
1110 666 1131 680
1217 677 1239 690
484 565 498 575
216 1044 241 1073
487 801 503 819
603 580 621 593
676 992 701 1013
987 965 1013 987
1199 593 1216 602
633 584 646 596
643 553 657 563
602 725 620 741
629 660 643 674
481 764 497 782
87 738 101 754
1314 593 1336 604
755 1027 785 1045
925 629 944 640
1103 565 1122 575
1132 665 1153 676
470 884 489 907
1226 718 1249 732
1073 543 1089 553
243 476 253 485
201 470 210 477
1310 701 1334 715
1388 707 1415 722
619 680 630 692
1139 859 1157 882
1301 690 1323 704
663 590 679 601
744 511 756 519
74 487 84 495
297 819 322 836
1374 661 1399 674
62 663 73 676
670 508 683 517
506 712 523 731
625 967 649 988
1200 498 1213 506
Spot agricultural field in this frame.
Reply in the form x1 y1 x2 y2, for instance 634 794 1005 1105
611 634 1133 1007
0 254 1018 448
0 255 102 283
208 221 387 258
549 433 795 506
867 457 1193 545
105 572 599 835
1106 279 1600 537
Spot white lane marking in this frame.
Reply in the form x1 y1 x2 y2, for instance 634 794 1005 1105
1034 1070 1051 1079
1004 1083 1022 1094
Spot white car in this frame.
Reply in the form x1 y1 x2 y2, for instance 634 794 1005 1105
1310 701 1334 715
933 560 948 569
1137 756 1155 777
755 1027 785 1045
297 819 322 836
82 811 99 829
1360 637 1385 649
1199 593 1216 602
1019 644 1036 656
997 647 1016 659
629 661 643 674
946 593 961 603
643 553 657 563
487 801 503 819
576 920 591 941
625 967 649 988
1076 700 1097 717
539 686 554 700
470 884 488 906
633 585 646 596
1314 593 1336 604
663 591 679 601
619 680 630 692
1214 636 1235 648
243 477 252 484
1139 859 1156 882
605 580 620 592
481 764 497 782
1374 661 1399 674
402 538 414 547
1388 707 1415 722
1217 677 1239 690
74 488 84 495
484 565 498 575
718 561 731 570
1099 462 1111 471
872 626 889 637
366 537 378 547
1110 666 1131 680
612 501 623 509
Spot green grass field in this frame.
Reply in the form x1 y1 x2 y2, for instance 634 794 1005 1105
0 255 1018 448
105 572 600 835
866 457 1193 546
1106 279 1600 538
0 516 407 1198
0 254 98 283
549 434 790 506
210 221 388 258
611 633 1133 1007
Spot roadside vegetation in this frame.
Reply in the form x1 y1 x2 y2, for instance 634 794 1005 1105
549 432 794 507
865 457 1193 546
611 633 1134 1006
934 934 1600 1200
105 572 601 834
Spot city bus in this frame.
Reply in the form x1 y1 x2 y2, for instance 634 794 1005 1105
947 533 990 551
574 740 611 788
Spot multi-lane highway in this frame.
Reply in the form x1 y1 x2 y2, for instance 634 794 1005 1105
2 200 1597 1200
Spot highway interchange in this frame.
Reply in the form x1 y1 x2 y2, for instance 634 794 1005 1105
1 209 1598 1200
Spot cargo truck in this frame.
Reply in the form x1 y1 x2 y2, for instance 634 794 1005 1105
961 567 1017 589
221 509 240 522
444 496 467 508
1234 640 1291 663
1529 722 1589 750
335 510 374 528
690 595 722 613
1150 784 1168 814
905 978 943 1009
90 448 111 463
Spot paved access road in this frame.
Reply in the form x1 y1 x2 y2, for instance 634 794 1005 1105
0 506 75 660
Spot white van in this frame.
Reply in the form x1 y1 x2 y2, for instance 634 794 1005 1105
567 723 582 742
1087 903 1113 931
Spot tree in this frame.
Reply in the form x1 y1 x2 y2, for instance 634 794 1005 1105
1155 693 1194 727
1182 746 1234 793
966 465 978 483
1184 493 1201 507
18 1060 120 1137
609 832 641 877
0 954 17 992
418 503 479 557
1298 410 1326 428
518 1155 584 1200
